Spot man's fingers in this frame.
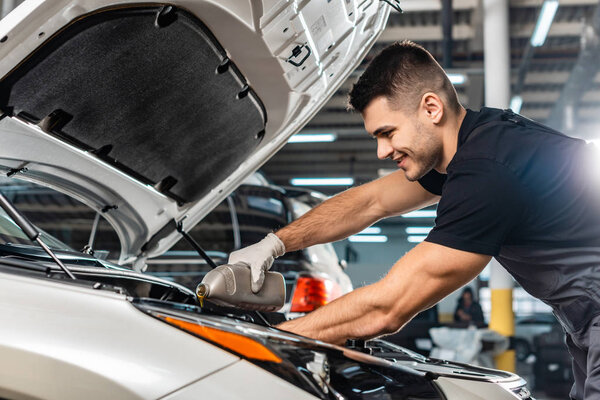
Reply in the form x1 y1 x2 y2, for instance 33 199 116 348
251 270 265 293
228 249 246 264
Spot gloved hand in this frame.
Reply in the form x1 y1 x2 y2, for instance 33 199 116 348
228 233 286 293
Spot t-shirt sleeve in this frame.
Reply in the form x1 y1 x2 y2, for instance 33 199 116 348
418 169 446 196
425 159 529 256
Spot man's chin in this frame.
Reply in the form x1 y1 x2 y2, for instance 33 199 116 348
404 173 418 182
402 167 430 182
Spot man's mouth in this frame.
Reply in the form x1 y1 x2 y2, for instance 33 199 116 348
394 154 407 168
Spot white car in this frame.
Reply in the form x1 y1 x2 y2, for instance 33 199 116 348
143 175 354 317
0 1 532 399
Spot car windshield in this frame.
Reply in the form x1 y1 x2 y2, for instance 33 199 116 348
0 206 73 252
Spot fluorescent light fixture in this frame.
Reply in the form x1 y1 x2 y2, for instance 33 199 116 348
402 210 437 218
288 133 337 143
405 226 433 234
290 177 354 186
510 95 523 113
447 73 466 85
359 227 382 235
398 0 439 12
407 235 428 243
530 0 559 47
349 235 388 243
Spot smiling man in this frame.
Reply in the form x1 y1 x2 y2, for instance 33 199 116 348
229 41 600 399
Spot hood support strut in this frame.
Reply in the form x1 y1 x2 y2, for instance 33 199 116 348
0 192 76 279
176 218 218 270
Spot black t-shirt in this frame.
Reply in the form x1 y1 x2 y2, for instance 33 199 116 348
419 107 600 256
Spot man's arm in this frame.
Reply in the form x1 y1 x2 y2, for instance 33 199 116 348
229 170 438 292
275 241 491 344
277 170 439 252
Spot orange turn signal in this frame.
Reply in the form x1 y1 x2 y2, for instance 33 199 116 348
163 316 281 363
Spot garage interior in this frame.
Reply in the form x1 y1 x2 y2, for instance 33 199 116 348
262 4 598 396
1 0 598 399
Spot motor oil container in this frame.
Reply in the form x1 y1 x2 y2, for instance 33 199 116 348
196 263 285 312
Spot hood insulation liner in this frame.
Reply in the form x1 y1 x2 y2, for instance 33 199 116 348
0 5 266 203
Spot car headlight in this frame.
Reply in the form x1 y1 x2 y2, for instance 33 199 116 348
162 315 282 363
138 304 443 399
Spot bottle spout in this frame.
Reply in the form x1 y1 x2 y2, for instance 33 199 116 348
196 283 209 307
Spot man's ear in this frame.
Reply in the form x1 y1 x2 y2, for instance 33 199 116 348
420 92 444 124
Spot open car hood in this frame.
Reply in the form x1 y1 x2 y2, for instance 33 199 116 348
0 0 390 266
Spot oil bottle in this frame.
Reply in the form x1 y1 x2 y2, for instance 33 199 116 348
196 262 285 312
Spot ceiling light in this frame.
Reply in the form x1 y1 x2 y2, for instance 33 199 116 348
288 133 337 143
358 227 381 234
407 235 428 243
447 73 466 85
401 210 437 218
290 177 354 186
397 0 440 12
405 226 433 234
530 0 559 47
510 95 523 113
348 235 388 243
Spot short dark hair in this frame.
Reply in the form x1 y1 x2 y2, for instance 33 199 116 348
348 40 461 114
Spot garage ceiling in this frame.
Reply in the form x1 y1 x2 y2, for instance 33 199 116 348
1 0 597 199
263 0 600 195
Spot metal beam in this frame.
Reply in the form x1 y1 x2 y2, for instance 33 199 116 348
378 20 585 42
307 112 365 127
379 24 474 42
393 0 478 12
263 163 393 174
442 0 454 68
277 140 376 152
323 92 469 109
511 0 598 6
391 0 597 12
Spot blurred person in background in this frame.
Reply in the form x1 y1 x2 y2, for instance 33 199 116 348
454 287 484 324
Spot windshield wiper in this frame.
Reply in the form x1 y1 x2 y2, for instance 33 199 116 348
0 192 76 279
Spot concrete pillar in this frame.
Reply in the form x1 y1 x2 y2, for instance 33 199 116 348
2 0 16 19
483 0 511 108
483 0 515 372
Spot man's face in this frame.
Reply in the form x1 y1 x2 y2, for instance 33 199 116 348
362 96 443 181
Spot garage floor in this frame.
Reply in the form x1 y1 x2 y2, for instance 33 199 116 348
518 361 571 400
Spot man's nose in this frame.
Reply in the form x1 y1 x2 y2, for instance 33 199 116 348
377 139 393 160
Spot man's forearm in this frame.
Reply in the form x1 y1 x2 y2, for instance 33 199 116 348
276 283 401 345
276 242 490 344
276 185 383 252
276 171 439 252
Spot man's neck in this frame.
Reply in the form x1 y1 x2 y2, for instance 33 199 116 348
436 107 467 174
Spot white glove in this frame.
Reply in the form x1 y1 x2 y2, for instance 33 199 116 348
228 233 285 293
